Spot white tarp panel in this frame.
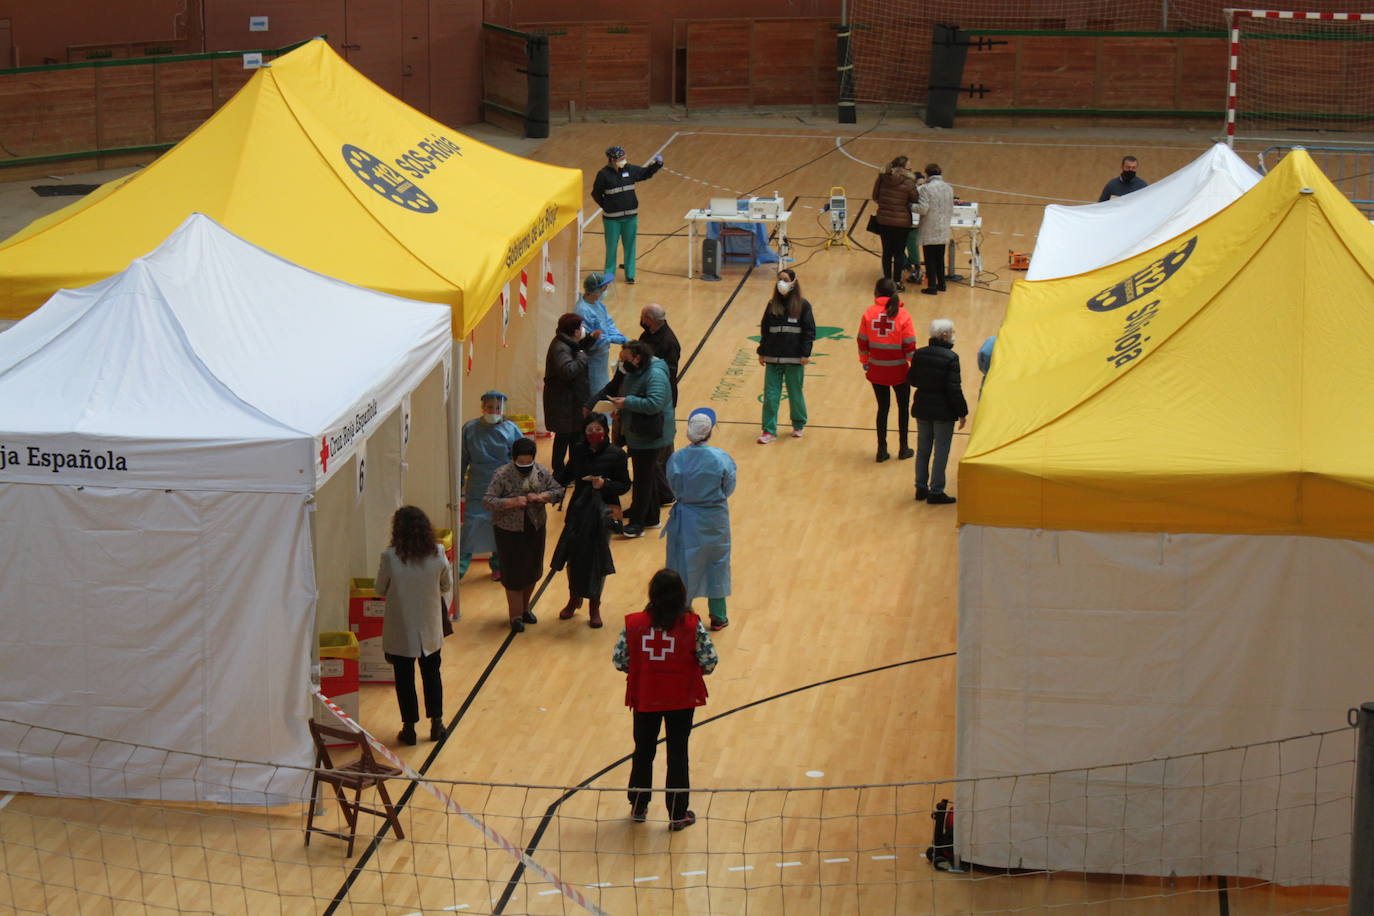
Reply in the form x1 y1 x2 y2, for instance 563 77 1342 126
0 484 315 804
1027 144 1260 280
956 525 1366 885
0 262 313 492
0 213 454 801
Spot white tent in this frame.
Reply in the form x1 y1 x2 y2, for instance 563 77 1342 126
1027 144 1260 280
0 214 452 802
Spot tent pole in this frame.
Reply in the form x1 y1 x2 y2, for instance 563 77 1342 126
447 337 463 560
1353 701 1374 911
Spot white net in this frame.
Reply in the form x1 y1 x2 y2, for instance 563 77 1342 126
0 713 1356 914
1228 9 1374 143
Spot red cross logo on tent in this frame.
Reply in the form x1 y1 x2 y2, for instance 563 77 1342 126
872 312 895 337
641 629 675 661
320 435 330 474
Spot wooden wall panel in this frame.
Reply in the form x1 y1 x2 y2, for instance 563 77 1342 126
685 20 751 108
1097 38 1179 109
682 18 837 110
1017 37 1097 107
582 25 651 109
963 34 1226 113
519 21 650 111
96 64 156 149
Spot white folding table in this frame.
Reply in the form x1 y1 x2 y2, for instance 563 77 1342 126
683 209 792 279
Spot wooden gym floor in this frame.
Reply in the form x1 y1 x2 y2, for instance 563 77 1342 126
0 117 1347 914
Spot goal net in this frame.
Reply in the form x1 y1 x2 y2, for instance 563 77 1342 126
1227 8 1374 144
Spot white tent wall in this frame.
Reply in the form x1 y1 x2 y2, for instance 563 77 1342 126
0 483 314 803
955 524 1367 885
460 227 573 424
312 407 409 636
400 363 451 535
1026 144 1260 281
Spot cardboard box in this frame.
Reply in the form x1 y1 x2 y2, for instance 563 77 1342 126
348 578 392 684
316 632 360 745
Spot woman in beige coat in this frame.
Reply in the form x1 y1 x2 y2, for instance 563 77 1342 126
376 505 453 745
913 163 955 295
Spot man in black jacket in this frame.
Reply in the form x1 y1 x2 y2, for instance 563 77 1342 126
638 303 681 405
1098 155 1148 201
907 318 968 504
591 145 663 285
639 302 681 505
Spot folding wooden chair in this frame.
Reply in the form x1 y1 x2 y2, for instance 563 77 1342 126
305 719 406 856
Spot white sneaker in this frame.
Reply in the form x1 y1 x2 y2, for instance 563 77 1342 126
757 432 777 444
791 429 805 438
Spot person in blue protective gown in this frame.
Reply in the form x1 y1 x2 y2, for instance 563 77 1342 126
459 390 524 580
575 271 628 396
663 408 737 632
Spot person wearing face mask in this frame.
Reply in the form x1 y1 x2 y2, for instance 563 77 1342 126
544 312 596 476
906 318 968 505
858 279 917 462
483 438 564 632
591 145 664 285
1098 155 1148 201
575 271 628 396
458 391 524 580
664 408 737 632
600 340 675 538
550 412 631 628
756 269 815 444
638 303 681 507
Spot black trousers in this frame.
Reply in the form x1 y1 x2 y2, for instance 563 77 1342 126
878 225 909 280
387 649 443 723
550 431 577 477
655 443 677 504
872 381 911 447
628 707 696 819
627 446 669 527
923 243 947 289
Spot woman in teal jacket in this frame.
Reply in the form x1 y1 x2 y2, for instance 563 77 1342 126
600 340 674 538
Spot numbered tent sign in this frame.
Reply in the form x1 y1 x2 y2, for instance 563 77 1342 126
355 437 368 504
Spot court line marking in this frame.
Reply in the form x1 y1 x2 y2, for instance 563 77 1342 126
823 857 850 864
728 865 754 872
672 128 1215 154
633 875 660 883
0 793 14 810
680 870 708 876
776 861 804 868
871 854 898 861
586 883 612 888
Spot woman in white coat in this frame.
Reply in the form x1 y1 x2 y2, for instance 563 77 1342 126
376 505 452 745
913 162 955 295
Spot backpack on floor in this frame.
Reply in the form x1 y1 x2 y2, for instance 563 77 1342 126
924 798 956 871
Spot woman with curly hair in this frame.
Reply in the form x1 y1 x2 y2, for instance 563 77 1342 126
376 505 453 745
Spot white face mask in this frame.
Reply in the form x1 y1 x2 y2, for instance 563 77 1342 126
482 412 503 424
776 279 794 295
614 158 627 169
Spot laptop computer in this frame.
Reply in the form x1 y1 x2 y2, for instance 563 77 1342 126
709 197 741 217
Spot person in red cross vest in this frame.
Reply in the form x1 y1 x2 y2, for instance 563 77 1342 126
857 277 918 462
612 568 719 831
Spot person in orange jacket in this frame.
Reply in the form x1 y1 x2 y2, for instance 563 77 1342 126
857 277 918 462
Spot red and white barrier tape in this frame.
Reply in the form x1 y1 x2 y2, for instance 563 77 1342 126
311 689 609 916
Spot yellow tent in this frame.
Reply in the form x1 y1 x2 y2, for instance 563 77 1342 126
959 149 1374 542
953 149 1374 886
0 39 582 338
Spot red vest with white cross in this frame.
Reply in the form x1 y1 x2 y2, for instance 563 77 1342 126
623 611 709 712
